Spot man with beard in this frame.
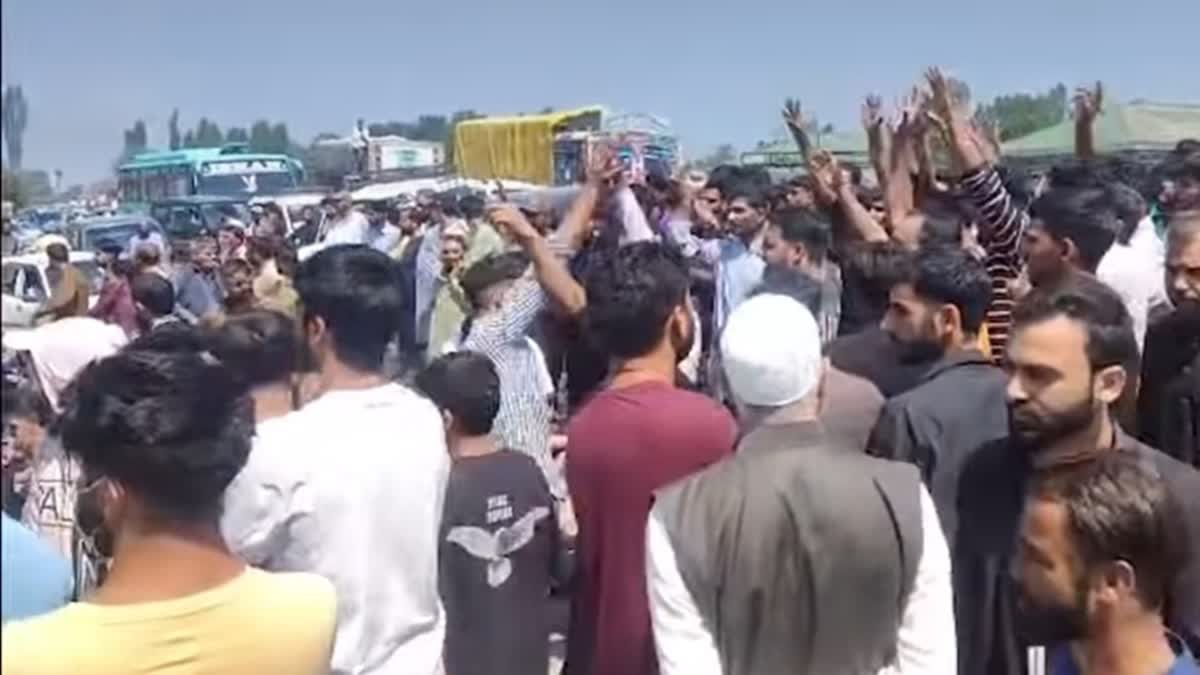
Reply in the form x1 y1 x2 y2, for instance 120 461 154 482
1020 186 1120 294
866 246 1008 544
1160 151 1200 218
1016 454 1198 675
954 274 1200 675
566 242 737 675
1139 216 1200 466
760 207 840 345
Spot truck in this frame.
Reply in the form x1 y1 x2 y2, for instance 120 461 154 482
454 107 680 186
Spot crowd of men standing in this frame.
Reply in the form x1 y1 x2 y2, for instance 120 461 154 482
2 67 1199 675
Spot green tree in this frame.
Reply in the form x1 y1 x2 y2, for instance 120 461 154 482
193 117 223 147
182 130 196 148
1 167 28 209
249 120 273 152
1 85 30 171
115 120 149 167
168 109 182 150
225 126 250 144
17 169 53 204
976 84 1068 141
268 123 291 154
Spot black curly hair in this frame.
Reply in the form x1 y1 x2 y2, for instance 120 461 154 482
57 345 253 523
582 241 689 359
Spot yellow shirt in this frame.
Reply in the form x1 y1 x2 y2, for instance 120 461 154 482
1 568 336 675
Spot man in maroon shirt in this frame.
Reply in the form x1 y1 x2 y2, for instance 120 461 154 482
88 245 139 337
566 242 737 675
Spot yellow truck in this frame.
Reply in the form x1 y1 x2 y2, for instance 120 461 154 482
454 107 679 186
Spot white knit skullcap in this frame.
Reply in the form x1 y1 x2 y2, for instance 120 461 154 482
720 293 822 408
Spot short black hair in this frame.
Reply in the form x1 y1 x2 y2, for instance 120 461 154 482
206 310 300 389
1163 151 1200 184
460 252 530 310
436 192 462 218
131 273 175 317
126 322 209 353
458 193 486 221
753 264 822 316
706 164 740 195
1106 182 1147 245
840 240 914 318
996 165 1036 211
1048 160 1110 190
294 245 403 372
1028 187 1119 272
45 243 68 263
1175 139 1200 155
1030 452 1185 611
917 196 968 248
724 182 768 211
4 383 53 427
415 351 500 436
57 346 253 523
1012 273 1138 372
220 257 254 278
583 242 689 359
773 207 831 262
904 246 993 334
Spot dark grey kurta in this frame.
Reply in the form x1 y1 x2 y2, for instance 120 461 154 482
653 421 924 675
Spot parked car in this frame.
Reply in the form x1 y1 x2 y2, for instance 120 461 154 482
70 214 168 255
149 195 251 242
1 251 104 328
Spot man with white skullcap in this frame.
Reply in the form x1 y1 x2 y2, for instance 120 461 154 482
645 293 956 675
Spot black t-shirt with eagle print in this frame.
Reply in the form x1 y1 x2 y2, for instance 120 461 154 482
439 449 563 675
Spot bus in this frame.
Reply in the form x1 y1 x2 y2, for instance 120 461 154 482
116 144 303 208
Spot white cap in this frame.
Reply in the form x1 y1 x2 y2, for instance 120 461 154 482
720 294 822 408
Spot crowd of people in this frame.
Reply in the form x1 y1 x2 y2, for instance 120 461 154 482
2 67 1199 675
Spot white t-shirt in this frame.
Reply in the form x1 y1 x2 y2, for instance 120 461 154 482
322 210 370 246
222 384 451 675
1097 216 1167 350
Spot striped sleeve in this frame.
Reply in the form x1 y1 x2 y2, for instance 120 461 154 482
959 167 1030 364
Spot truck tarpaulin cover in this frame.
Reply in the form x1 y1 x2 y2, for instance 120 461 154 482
454 107 602 185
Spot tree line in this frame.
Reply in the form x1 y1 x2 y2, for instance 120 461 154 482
1 80 1076 206
106 108 492 187
696 81 1070 169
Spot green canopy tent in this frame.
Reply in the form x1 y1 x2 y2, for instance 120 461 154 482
1002 100 1200 158
741 129 871 169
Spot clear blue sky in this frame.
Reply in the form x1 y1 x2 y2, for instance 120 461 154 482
3 0 1198 184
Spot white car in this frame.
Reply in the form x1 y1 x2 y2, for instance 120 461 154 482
1 251 104 328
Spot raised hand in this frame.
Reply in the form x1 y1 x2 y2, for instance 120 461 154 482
585 145 623 187
924 67 955 123
892 87 929 139
782 98 808 131
861 94 885 134
1073 81 1104 122
807 149 842 205
487 204 539 244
